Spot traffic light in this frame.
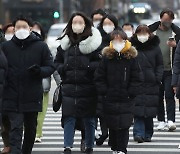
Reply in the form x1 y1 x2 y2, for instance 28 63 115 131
53 11 60 19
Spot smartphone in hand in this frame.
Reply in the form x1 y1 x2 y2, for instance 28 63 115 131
169 37 175 41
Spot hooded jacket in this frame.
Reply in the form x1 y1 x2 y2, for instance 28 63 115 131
149 21 180 61
94 41 143 129
1 33 55 112
54 27 102 117
131 35 164 117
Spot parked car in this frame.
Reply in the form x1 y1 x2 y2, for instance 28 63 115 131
46 23 67 58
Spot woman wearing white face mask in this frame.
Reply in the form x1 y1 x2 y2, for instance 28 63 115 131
54 12 102 154
131 25 164 143
95 30 142 154
94 14 122 146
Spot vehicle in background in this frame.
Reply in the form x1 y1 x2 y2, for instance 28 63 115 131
126 3 152 25
46 23 67 58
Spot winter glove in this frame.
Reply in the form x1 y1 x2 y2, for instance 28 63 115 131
27 64 41 76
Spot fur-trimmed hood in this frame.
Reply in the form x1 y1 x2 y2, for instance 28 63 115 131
60 27 102 54
131 35 160 51
102 40 138 59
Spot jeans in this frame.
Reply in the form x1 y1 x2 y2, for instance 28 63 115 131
64 117 95 148
110 129 129 154
133 117 154 139
157 71 175 122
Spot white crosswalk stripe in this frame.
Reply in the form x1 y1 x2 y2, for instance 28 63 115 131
1 106 180 153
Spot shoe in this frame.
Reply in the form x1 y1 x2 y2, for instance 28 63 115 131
167 121 176 131
80 139 86 153
178 144 180 149
156 121 166 130
108 139 112 146
96 134 108 146
144 137 151 142
117 151 125 154
112 151 117 154
35 137 42 143
1 146 11 153
134 136 144 143
63 148 71 154
95 130 101 140
85 148 93 154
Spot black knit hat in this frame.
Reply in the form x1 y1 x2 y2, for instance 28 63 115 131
99 14 119 29
91 8 106 19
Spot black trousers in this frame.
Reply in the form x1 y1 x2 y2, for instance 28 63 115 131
157 71 176 122
1 114 11 147
110 128 129 153
4 111 38 154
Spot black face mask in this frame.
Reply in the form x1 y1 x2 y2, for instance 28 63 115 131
162 21 172 29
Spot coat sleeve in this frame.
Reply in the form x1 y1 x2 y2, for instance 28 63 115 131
40 43 55 78
155 46 164 83
54 46 65 77
94 57 108 95
128 58 144 97
172 41 180 86
89 49 101 72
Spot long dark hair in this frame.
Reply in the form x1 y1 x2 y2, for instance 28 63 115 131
59 12 92 44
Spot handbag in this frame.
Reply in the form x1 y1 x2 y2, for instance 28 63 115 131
52 83 62 112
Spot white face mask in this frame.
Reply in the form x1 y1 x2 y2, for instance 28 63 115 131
72 24 85 34
15 29 30 40
32 29 41 35
112 41 125 53
5 34 13 41
124 30 133 38
93 21 100 28
103 25 115 34
137 35 149 43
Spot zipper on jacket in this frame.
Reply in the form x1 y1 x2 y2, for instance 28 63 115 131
74 45 77 105
124 67 127 81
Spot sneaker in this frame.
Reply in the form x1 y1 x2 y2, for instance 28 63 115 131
80 139 86 153
1 146 11 154
178 144 180 149
134 136 144 143
35 137 42 143
156 121 166 130
63 148 71 154
95 130 101 140
117 151 125 154
167 121 176 131
85 148 93 154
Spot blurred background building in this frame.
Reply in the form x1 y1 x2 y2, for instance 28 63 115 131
0 0 180 32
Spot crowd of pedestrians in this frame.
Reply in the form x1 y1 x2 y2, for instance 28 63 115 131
0 7 180 154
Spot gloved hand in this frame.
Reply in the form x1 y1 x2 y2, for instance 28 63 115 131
27 64 41 76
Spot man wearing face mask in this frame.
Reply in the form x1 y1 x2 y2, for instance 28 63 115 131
149 9 180 131
122 23 134 40
1 16 55 154
91 9 106 28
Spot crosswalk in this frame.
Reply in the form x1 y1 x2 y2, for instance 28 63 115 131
33 106 180 154
1 106 180 154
